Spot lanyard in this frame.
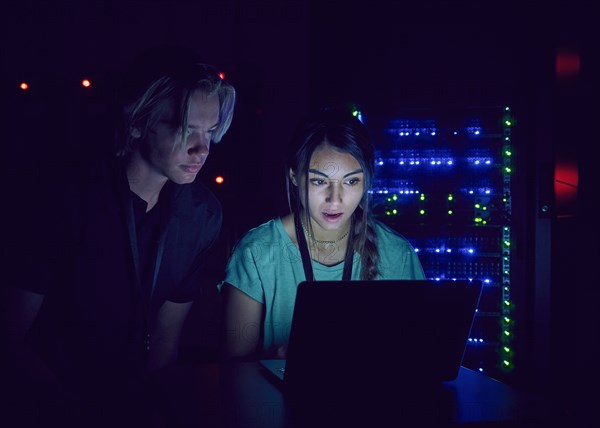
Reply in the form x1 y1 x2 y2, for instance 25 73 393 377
120 170 172 354
125 196 169 301
294 212 354 282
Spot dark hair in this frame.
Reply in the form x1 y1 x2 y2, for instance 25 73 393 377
286 108 380 280
115 47 236 157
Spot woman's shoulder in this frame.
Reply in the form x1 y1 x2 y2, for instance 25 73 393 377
234 217 288 247
373 220 414 247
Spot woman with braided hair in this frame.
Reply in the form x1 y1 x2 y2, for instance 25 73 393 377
219 108 425 360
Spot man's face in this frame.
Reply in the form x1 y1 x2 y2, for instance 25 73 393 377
143 91 220 184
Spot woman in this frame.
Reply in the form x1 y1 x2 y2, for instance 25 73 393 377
219 109 425 359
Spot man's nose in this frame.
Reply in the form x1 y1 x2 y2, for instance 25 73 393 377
187 134 210 156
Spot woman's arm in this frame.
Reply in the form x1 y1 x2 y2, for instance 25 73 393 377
220 283 264 360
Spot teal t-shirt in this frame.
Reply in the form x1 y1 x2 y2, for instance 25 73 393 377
219 218 425 352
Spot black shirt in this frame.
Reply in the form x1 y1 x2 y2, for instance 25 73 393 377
26 158 223 394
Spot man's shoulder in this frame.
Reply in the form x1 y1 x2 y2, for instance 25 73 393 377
182 178 222 214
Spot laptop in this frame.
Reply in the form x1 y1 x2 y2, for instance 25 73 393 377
259 279 482 394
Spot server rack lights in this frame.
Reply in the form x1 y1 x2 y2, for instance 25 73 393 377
368 106 514 379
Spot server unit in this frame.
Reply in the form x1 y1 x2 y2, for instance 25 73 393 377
366 106 515 380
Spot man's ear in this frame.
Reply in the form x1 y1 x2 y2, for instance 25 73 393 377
130 127 141 138
289 169 298 186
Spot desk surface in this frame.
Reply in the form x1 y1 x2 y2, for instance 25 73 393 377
149 362 559 428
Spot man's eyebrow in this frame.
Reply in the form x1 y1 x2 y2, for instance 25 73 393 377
308 168 364 178
188 122 220 130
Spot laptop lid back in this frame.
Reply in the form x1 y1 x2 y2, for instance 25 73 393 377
283 279 482 391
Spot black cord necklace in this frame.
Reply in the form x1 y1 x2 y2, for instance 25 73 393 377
294 212 354 282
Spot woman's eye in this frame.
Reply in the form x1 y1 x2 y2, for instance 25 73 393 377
310 178 325 186
346 178 361 185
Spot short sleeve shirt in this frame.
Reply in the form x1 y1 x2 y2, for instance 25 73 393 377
220 218 425 351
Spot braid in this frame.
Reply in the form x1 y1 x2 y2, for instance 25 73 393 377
361 216 380 280
353 204 380 280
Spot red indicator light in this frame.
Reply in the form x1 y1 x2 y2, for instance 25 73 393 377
215 176 224 184
81 79 91 88
556 51 580 78
20 82 29 90
218 72 225 80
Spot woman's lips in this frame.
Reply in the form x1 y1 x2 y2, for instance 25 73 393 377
322 212 343 222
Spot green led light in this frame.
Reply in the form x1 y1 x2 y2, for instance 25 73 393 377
503 360 511 366
504 301 511 306
448 210 453 215
503 331 511 336
505 120 512 126
505 136 510 141
392 194 398 201
447 194 454 201
505 167 512 173
352 110 358 117
419 209 425 215
503 346 511 353
387 197 391 202
482 220 487 225
504 150 512 157
505 106 510 111
392 209 397 215
504 286 509 291
474 217 482 223
475 203 481 208
504 317 511 323
385 211 391 216
504 241 510 247
482 206 487 210
420 193 425 201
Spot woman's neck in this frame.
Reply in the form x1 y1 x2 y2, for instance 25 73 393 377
282 213 352 267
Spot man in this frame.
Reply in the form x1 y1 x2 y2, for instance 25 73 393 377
1 48 236 425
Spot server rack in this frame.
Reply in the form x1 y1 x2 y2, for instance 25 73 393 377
365 106 515 380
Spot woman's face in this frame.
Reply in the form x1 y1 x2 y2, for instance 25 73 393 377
294 143 364 237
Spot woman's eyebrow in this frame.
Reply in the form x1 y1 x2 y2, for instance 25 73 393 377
308 168 364 178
